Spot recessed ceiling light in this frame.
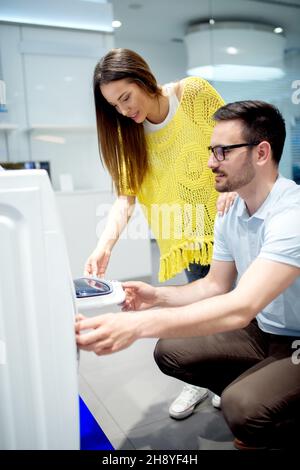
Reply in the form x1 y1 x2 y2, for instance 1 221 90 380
112 20 122 28
274 27 283 34
226 47 238 55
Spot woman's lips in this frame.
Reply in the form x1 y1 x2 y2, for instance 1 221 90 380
129 112 138 120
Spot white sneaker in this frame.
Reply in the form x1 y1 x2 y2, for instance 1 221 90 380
211 394 221 409
169 385 209 419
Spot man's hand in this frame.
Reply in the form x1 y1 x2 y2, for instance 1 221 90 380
75 312 140 355
121 281 159 311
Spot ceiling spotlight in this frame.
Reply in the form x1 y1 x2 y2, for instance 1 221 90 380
112 20 122 28
274 27 283 34
226 47 238 55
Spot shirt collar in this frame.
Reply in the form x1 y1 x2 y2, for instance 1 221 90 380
237 174 282 221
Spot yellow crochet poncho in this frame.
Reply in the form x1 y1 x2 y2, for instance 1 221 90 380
126 77 224 282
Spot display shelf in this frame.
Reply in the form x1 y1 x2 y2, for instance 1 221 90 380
0 124 18 130
28 125 96 132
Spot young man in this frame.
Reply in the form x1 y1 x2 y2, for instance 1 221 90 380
76 101 300 449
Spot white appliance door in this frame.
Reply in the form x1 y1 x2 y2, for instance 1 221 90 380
0 174 79 449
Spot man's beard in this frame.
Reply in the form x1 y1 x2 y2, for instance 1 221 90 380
213 159 255 193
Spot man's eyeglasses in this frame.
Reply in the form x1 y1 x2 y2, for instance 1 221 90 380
208 142 261 162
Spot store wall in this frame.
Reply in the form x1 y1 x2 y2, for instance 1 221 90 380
0 24 113 190
114 37 187 84
0 23 152 280
214 52 300 180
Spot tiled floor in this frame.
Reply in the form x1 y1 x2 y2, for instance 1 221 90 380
78 241 235 450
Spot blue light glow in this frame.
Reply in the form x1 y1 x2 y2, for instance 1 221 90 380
79 396 114 450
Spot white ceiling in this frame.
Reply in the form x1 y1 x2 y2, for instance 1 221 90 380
110 0 300 50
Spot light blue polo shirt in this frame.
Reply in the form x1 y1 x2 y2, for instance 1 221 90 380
213 175 300 336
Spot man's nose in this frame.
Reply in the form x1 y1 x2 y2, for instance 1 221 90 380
208 153 219 169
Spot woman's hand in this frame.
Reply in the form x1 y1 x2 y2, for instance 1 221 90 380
122 281 159 311
84 247 111 278
216 192 238 216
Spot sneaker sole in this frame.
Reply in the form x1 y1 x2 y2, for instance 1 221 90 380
169 391 209 420
211 396 221 409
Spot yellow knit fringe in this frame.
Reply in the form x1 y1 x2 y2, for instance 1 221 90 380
158 240 214 282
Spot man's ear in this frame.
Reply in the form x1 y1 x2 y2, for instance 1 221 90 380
256 141 271 166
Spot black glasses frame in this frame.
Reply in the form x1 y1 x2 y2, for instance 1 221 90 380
208 141 261 162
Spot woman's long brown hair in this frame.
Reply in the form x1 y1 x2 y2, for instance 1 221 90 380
94 48 162 195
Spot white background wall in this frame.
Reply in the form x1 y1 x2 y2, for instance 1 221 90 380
56 190 151 280
114 38 187 85
0 24 113 191
0 22 152 281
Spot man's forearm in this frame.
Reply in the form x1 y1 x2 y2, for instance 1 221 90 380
137 290 252 339
155 276 223 308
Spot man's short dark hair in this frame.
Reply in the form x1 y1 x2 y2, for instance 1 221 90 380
213 101 286 165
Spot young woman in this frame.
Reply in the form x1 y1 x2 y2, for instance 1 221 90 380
84 48 232 419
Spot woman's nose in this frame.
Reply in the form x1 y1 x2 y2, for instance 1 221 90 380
119 103 129 117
